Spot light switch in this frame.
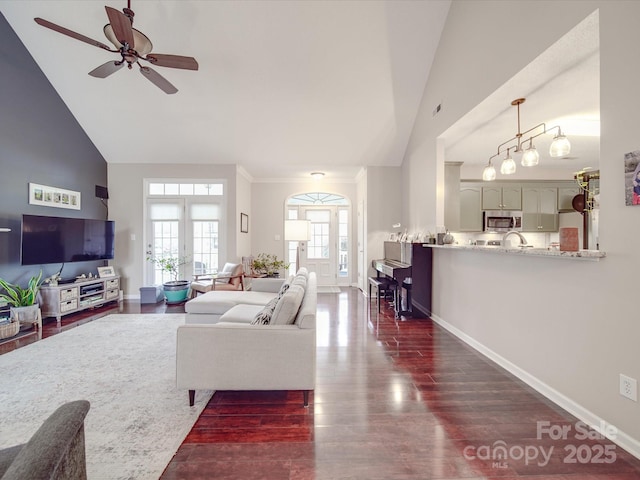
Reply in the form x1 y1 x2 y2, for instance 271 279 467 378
275 234 281 241
131 234 136 241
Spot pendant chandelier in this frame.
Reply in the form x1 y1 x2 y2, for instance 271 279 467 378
482 98 571 181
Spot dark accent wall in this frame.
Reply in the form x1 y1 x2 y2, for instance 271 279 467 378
0 13 108 284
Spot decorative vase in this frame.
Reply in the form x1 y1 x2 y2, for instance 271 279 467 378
162 281 190 304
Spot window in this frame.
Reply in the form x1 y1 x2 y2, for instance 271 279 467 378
149 183 223 196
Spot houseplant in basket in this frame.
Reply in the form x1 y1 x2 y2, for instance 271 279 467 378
146 250 191 304
0 270 43 337
251 253 289 278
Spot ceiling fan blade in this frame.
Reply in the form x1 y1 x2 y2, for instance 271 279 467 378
88 61 124 78
146 54 199 71
105 6 135 49
139 66 178 94
34 18 113 51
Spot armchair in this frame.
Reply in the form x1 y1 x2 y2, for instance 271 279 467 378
0 400 90 480
189 262 244 299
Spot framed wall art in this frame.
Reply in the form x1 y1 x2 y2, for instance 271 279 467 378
29 183 81 210
97 266 116 278
240 213 249 233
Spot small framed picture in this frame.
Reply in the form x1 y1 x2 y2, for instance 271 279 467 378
240 213 249 233
29 183 81 210
97 266 116 278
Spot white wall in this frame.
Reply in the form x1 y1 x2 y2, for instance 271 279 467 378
403 1 640 457
365 167 402 279
236 170 252 259
108 163 239 297
251 181 357 280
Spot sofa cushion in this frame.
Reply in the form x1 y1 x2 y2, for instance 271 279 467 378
270 284 305 325
186 291 276 315
220 304 265 323
251 297 279 325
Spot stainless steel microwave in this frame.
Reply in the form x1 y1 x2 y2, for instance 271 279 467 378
483 211 522 232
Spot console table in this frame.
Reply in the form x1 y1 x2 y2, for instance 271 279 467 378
39 276 120 323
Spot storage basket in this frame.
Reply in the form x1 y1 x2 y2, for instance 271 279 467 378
0 319 20 340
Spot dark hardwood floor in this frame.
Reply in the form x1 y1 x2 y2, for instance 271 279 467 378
3 290 640 479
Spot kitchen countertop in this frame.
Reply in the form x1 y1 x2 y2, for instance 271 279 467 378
424 243 606 260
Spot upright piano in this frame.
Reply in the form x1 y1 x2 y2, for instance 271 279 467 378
373 241 432 318
373 242 412 315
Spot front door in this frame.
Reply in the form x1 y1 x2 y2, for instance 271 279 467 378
299 208 335 286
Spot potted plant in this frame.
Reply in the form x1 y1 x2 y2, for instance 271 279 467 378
251 253 289 278
146 250 191 304
0 271 43 334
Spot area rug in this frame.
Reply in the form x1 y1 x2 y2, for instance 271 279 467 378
0 314 212 480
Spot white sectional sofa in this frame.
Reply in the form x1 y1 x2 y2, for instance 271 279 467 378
176 270 317 407
184 276 286 324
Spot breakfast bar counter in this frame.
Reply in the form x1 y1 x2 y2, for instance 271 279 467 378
423 243 606 260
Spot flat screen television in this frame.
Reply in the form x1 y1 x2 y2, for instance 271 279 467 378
21 215 115 265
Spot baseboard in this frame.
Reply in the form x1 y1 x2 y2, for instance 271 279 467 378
411 301 431 318
430 313 640 461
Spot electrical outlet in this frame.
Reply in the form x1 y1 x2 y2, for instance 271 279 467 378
620 374 638 402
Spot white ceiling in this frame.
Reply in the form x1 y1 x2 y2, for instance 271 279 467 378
1 0 451 182
443 10 600 180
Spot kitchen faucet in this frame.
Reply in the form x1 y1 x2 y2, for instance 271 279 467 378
502 230 528 247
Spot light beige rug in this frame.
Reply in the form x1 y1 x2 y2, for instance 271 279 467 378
0 314 212 480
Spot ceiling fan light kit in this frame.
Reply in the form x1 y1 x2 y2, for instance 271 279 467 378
34 1 198 94
482 97 571 181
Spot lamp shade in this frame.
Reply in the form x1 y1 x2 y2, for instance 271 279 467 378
549 134 571 157
482 164 496 181
521 145 539 166
284 220 311 241
500 155 516 175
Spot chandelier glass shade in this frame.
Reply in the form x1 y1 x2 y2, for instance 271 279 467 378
500 152 517 175
482 97 570 181
521 143 539 167
482 162 496 181
549 133 571 157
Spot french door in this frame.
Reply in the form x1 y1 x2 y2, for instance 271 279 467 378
294 206 349 286
146 198 223 285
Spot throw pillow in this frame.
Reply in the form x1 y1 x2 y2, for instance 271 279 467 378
291 275 307 289
270 284 305 325
251 297 279 325
277 282 290 298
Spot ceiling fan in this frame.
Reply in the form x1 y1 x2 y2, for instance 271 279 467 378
34 1 198 94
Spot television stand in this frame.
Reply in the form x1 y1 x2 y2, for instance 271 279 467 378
39 276 120 325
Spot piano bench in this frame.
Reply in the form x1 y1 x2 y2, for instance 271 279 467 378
368 277 397 313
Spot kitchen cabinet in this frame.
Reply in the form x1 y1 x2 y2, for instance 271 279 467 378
558 185 581 211
459 185 483 231
482 185 521 210
522 187 558 232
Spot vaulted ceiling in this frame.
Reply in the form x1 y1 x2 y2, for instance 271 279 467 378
2 0 451 182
